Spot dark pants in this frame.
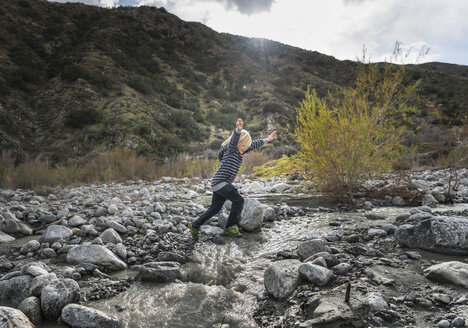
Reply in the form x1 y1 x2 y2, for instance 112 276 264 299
193 183 244 229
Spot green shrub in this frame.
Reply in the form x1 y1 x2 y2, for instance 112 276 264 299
65 108 103 129
263 102 282 114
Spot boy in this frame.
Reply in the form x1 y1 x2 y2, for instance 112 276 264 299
188 118 276 240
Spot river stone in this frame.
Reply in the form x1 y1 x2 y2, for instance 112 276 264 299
69 215 87 227
67 245 127 271
367 292 389 313
0 231 15 243
392 196 405 206
30 273 58 296
424 261 468 288
18 296 42 325
423 194 438 207
297 239 331 260
107 204 118 215
157 251 186 263
0 306 35 328
298 263 335 286
25 265 49 277
264 259 301 299
368 228 387 238
245 181 265 193
41 278 80 320
331 263 352 275
239 198 264 232
40 225 73 244
61 304 120 328
139 262 181 283
270 183 289 193
408 211 434 221
413 179 430 190
114 243 127 260
56 208 69 220
395 217 468 255
262 206 276 222
0 275 32 307
39 212 57 224
0 211 32 236
107 221 127 234
20 240 40 254
305 252 339 267
99 228 122 244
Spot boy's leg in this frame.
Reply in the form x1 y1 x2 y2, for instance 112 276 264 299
192 192 226 229
216 183 244 228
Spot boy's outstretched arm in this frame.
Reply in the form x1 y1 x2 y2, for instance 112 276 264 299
228 119 243 152
244 131 277 154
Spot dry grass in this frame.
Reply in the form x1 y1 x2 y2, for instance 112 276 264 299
241 151 271 176
156 153 219 179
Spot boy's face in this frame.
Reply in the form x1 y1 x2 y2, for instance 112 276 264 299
238 145 247 154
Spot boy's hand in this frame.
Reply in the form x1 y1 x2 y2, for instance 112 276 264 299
236 119 243 130
267 131 277 143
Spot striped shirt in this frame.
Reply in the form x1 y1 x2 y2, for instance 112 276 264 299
211 128 266 191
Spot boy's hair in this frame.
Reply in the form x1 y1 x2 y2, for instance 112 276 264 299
222 130 252 148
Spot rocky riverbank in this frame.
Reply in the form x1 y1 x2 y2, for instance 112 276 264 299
1 168 468 327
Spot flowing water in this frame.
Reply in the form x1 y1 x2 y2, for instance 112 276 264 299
38 196 468 328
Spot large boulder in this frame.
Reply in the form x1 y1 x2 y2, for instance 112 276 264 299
0 275 32 307
298 263 335 286
297 239 331 260
66 245 127 271
41 279 80 320
424 261 468 288
139 262 181 283
0 306 35 328
264 260 301 299
40 225 73 244
239 198 264 232
61 304 120 328
395 217 468 255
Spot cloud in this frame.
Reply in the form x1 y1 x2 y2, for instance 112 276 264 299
221 0 275 15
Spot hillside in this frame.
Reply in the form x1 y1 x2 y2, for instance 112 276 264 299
0 0 467 163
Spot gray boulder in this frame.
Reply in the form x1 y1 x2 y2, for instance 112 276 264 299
38 211 57 224
262 206 276 222
18 296 42 326
297 239 331 260
423 194 438 207
424 261 468 288
367 292 389 313
298 263 335 286
239 198 264 231
0 211 32 236
20 240 40 254
157 251 186 263
139 262 181 283
41 279 80 320
0 306 35 328
30 273 58 296
264 259 301 299
40 225 73 244
0 275 32 307
61 304 120 328
245 181 265 193
69 215 87 227
99 228 122 244
67 245 127 271
304 252 339 267
270 183 289 193
395 217 468 255
0 231 15 243
107 221 127 234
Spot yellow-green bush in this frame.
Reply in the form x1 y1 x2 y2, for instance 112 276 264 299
256 62 419 195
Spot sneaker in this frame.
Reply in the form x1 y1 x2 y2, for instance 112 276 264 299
224 225 243 237
188 223 200 241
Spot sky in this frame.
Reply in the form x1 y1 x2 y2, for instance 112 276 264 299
49 0 468 65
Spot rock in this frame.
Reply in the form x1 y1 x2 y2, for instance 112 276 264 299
270 183 289 193
20 240 40 254
264 260 301 299
107 204 118 215
453 317 465 327
424 261 468 288
395 217 468 255
69 215 87 227
408 212 434 221
0 211 32 236
30 273 58 296
0 306 35 328
331 263 352 275
67 245 127 271
392 196 405 206
239 198 264 232
262 206 276 222
24 265 48 277
245 181 265 193
107 221 127 234
18 296 42 325
40 225 73 244
61 304 120 328
41 278 80 320
422 194 438 207
437 320 451 328
367 292 389 313
0 231 15 243
365 213 386 220
305 252 339 267
56 208 69 220
38 211 56 224
310 257 327 268
139 262 181 283
114 243 127 260
157 251 186 263
99 228 122 244
413 179 430 190
298 263 335 286
0 275 32 307
368 228 387 238
297 239 331 260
